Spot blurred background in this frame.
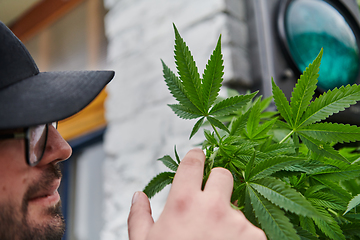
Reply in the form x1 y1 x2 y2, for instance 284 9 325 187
1 0 360 239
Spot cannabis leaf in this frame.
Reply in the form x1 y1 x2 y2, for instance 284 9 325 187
300 84 360 127
273 50 360 163
162 24 257 139
143 171 175 198
344 193 360 215
145 23 360 240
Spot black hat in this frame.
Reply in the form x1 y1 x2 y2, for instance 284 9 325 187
0 21 115 129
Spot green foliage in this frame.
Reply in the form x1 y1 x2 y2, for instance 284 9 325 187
144 24 360 239
344 193 360 215
143 171 175 198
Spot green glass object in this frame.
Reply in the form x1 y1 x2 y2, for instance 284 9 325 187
285 0 360 91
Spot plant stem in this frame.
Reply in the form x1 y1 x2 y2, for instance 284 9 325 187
279 130 294 144
328 208 339 217
211 124 222 142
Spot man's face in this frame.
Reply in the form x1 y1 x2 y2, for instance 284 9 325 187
0 125 72 240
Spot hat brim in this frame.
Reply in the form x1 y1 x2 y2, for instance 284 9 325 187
0 70 114 129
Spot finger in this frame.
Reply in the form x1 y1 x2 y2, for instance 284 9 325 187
169 148 205 196
128 191 154 240
203 167 234 201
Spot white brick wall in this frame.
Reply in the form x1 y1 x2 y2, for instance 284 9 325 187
102 0 249 239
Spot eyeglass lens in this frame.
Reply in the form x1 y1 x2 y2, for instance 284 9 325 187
28 124 47 165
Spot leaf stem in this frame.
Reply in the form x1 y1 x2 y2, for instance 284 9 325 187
279 130 294 144
211 123 222 142
328 208 339 217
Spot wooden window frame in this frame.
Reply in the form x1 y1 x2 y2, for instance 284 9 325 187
10 0 108 141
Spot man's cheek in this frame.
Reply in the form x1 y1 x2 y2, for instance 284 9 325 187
0 183 26 208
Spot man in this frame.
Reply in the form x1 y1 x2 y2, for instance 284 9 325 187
0 22 266 239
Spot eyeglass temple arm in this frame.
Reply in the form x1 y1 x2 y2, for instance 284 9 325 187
0 133 26 139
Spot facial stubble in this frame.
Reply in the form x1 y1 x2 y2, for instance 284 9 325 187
0 164 65 240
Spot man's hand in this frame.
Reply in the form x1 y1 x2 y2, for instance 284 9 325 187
128 148 267 240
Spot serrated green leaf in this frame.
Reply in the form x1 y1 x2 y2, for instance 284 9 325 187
260 95 273 112
299 84 360 127
232 139 260 151
339 147 360 163
288 173 307 188
298 122 360 144
207 116 229 133
272 78 293 126
244 151 256 181
291 49 322 127
230 158 246 170
306 164 337 175
204 129 218 146
250 156 305 181
259 136 273 152
308 192 347 211
250 177 319 218
162 59 201 113
311 166 360 182
168 104 203 119
297 230 318 240
312 177 352 201
299 134 349 163
229 108 251 136
157 155 178 172
220 135 240 145
277 164 312 173
344 193 360 215
344 213 360 220
247 185 300 240
341 223 360 238
209 92 257 116
260 111 278 119
144 172 175 199
247 96 262 138
173 24 204 112
174 145 181 164
309 198 346 211
189 117 205 139
229 163 242 183
236 149 273 166
312 205 345 240
260 142 295 156
251 117 278 140
317 157 351 169
275 119 293 130
244 186 258 226
202 35 224 109
340 177 360 196
232 182 246 203
299 216 317 236
304 185 327 197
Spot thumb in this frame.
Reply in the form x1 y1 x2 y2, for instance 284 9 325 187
128 191 154 240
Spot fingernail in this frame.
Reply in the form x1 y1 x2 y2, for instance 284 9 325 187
132 191 140 205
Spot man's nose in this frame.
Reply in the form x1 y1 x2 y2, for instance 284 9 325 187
37 124 72 166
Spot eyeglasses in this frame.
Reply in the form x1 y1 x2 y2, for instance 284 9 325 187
0 122 58 166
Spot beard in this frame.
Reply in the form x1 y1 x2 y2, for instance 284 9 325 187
0 164 65 240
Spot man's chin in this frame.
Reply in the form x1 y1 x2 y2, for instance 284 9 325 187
0 200 65 240
28 201 65 235
27 194 62 220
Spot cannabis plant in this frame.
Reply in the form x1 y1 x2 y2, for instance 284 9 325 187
144 24 360 240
